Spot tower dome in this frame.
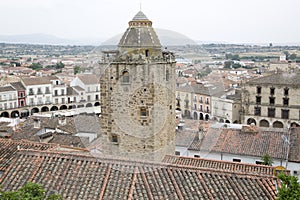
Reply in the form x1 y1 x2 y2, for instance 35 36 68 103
118 11 162 53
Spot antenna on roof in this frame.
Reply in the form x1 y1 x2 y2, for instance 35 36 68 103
140 2 142 11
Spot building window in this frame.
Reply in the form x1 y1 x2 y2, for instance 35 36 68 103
37 88 42 94
122 71 130 83
270 87 275 95
61 89 64 95
283 98 289 106
268 108 275 118
233 158 241 162
166 69 170 81
282 109 289 119
185 100 189 108
145 49 149 57
284 87 289 96
206 98 209 104
257 86 261 94
194 155 200 158
206 106 209 113
194 95 197 102
269 97 275 105
29 88 34 95
194 104 197 110
200 97 203 103
54 90 58 96
45 87 50 94
256 96 261 104
140 107 147 117
87 95 91 101
254 106 261 116
200 105 203 111
111 135 118 143
95 94 99 100
175 151 180 156
46 97 50 104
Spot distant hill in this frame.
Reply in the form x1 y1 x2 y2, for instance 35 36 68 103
0 29 197 46
102 28 197 46
0 33 105 46
0 33 76 45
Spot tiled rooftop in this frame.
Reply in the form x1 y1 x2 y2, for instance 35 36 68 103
247 72 300 86
0 150 278 199
21 76 58 86
176 130 197 147
0 85 16 92
188 126 295 161
10 81 26 91
77 74 99 85
0 139 56 171
163 155 276 176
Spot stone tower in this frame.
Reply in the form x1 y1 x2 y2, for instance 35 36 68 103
100 11 176 161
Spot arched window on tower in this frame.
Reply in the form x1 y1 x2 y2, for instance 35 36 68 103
122 71 130 83
145 49 149 57
166 69 170 81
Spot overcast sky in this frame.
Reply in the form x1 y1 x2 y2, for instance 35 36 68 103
1 0 299 44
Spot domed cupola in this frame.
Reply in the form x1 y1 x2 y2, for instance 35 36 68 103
118 11 162 56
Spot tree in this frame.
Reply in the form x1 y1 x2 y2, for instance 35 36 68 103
29 63 43 71
0 182 62 200
74 65 81 75
55 62 65 69
261 154 273 166
224 61 232 68
277 173 300 200
289 53 297 60
232 63 241 69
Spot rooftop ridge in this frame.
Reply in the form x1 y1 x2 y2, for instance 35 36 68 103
14 149 279 178
163 155 276 176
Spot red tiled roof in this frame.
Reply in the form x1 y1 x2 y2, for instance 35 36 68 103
0 139 57 171
163 155 276 176
0 85 16 93
77 74 99 85
0 150 278 199
188 127 294 161
21 76 58 86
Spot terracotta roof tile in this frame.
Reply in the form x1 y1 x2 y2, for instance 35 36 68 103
248 72 300 86
77 74 99 85
21 76 58 86
0 139 56 171
188 126 297 161
0 150 279 199
0 85 16 92
10 82 26 91
163 155 276 176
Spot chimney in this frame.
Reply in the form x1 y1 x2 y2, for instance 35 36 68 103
198 125 203 140
33 118 41 129
58 115 66 125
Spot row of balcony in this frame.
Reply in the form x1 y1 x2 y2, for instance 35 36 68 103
193 99 210 104
28 91 51 95
0 98 18 102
